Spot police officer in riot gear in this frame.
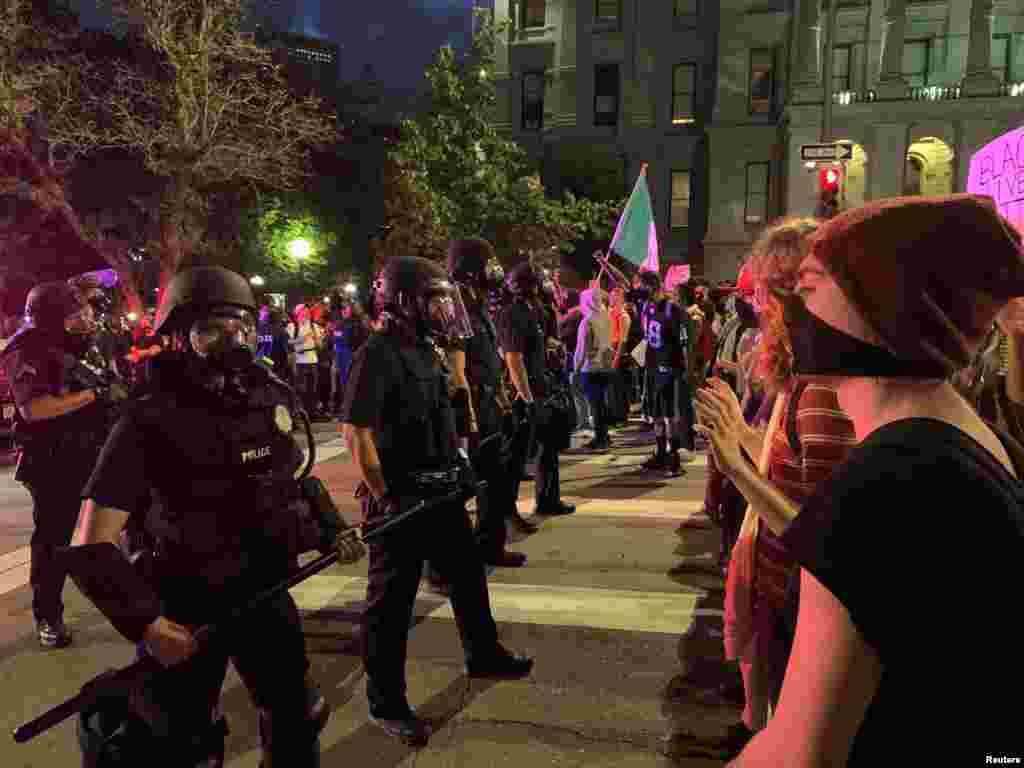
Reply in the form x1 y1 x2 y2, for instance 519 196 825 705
0 281 125 649
499 262 575 517
340 255 533 746
446 239 528 567
65 266 364 767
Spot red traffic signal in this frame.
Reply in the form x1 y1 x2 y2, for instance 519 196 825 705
819 166 841 192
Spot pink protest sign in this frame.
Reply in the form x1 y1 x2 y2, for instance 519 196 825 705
968 126 1024 234
664 264 691 292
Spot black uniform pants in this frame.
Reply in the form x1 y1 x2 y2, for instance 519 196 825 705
509 402 561 512
362 497 499 715
473 395 517 557
25 479 86 624
137 587 318 767
295 364 319 415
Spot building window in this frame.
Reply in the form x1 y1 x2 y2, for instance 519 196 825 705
832 45 852 92
744 163 770 225
519 0 546 29
522 72 544 131
670 171 691 229
902 39 931 87
671 64 696 125
674 0 698 15
595 0 620 24
594 63 620 127
993 33 1012 82
749 48 775 114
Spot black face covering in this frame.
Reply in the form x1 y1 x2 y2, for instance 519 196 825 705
781 292 948 378
734 297 757 328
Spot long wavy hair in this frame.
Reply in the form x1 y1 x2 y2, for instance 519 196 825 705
749 217 821 395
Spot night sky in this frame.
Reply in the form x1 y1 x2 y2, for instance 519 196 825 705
70 0 491 96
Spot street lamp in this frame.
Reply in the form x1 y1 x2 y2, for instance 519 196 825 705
249 275 265 287
288 238 312 260
344 283 357 296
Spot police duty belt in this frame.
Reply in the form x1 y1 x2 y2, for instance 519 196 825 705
11 480 486 745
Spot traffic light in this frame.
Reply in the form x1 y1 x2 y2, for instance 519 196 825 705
816 165 841 219
818 166 841 194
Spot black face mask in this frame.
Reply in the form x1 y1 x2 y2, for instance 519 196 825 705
734 297 757 328
781 292 947 378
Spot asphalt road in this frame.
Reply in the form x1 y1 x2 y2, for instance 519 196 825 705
0 421 740 767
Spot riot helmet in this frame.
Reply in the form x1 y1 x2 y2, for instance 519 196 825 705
505 262 542 300
377 256 474 340
155 266 257 372
25 281 93 335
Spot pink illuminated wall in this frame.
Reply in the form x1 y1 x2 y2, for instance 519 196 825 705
968 126 1024 235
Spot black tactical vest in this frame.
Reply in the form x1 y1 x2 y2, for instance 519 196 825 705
141 364 305 590
372 334 457 492
464 309 502 390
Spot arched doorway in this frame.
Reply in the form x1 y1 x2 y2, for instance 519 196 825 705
836 141 868 210
905 137 955 196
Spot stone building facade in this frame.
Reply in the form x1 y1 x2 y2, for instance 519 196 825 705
490 0 719 273
705 0 1024 282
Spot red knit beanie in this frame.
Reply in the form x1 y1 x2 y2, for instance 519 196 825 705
808 194 1024 374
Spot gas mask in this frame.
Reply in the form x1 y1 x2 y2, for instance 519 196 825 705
188 309 256 373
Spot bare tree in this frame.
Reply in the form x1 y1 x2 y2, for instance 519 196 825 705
0 0 67 134
41 0 339 278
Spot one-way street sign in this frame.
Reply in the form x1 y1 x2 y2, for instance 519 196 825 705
801 143 853 162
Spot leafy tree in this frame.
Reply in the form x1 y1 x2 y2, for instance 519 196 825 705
38 0 339 281
393 9 622 267
371 155 449 268
239 191 349 300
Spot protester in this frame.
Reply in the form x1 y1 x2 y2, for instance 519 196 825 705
608 286 633 425
331 301 370 415
574 286 615 451
708 195 1024 766
291 304 323 419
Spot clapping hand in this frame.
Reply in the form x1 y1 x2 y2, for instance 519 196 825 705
693 378 748 479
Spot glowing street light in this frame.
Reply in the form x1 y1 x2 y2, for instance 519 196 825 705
288 238 312 260
249 275 265 287
126 312 138 322
344 283 357 295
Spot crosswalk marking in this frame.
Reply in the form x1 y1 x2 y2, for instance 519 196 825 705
0 547 30 597
290 575 721 636
529 499 708 521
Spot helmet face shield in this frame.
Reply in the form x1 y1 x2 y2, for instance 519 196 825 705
424 281 474 339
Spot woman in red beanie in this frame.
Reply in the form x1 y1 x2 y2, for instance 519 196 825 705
702 195 1024 767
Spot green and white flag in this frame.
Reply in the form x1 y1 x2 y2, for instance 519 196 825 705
609 164 659 273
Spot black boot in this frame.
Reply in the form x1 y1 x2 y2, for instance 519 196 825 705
467 646 534 679
369 706 432 746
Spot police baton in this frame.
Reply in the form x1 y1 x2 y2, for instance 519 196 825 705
12 481 485 745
